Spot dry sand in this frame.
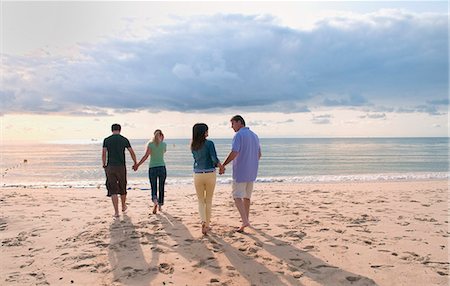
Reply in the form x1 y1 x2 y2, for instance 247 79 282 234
0 180 448 285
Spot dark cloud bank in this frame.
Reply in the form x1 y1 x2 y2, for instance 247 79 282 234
1 10 448 116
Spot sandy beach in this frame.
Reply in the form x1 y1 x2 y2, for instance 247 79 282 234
0 180 448 285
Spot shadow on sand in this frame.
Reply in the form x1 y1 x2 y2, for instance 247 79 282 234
158 212 222 275
249 227 378 286
108 214 154 286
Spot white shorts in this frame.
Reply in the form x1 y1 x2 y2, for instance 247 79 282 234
232 181 254 199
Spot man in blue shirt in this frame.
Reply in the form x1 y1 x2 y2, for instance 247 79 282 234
221 115 261 232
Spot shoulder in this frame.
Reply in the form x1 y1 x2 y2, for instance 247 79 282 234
249 129 259 138
103 135 115 143
234 131 243 140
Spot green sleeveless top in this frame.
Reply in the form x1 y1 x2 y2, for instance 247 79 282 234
148 141 166 168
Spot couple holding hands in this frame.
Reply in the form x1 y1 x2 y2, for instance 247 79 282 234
191 115 261 234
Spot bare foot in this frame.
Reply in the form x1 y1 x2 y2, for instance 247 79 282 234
236 222 250 233
202 222 208 235
113 214 120 219
158 205 162 212
152 204 158 214
122 206 128 213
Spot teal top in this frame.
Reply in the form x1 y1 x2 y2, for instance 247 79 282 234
191 140 219 172
148 141 166 168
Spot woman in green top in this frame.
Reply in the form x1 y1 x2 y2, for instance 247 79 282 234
135 129 167 214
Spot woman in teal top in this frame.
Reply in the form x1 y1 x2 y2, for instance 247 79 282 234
191 123 223 235
135 129 167 214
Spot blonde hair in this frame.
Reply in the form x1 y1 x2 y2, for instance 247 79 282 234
151 129 163 147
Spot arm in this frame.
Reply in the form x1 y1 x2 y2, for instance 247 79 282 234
102 147 107 168
127 147 138 169
208 141 223 171
134 147 151 170
220 151 238 175
222 151 239 167
222 151 238 167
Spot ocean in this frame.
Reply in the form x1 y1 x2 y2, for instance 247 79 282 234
1 137 448 189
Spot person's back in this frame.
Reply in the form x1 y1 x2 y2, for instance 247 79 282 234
148 141 166 168
134 129 167 214
221 115 261 232
192 140 218 172
103 134 131 166
102 123 137 219
232 127 260 182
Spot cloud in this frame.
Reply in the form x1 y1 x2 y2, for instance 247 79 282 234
312 114 332 124
427 98 449 106
277 119 294 124
68 107 111 117
359 113 386 119
394 104 444 116
323 94 369 107
0 10 447 116
413 105 443 116
248 120 268 127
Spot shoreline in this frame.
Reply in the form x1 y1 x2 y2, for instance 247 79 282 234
1 180 448 285
1 172 448 190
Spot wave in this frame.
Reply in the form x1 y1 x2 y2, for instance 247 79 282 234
1 172 447 189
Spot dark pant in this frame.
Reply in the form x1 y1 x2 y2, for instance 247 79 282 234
149 166 167 205
105 165 127 197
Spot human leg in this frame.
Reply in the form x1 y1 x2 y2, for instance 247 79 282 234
203 172 216 228
149 168 158 214
243 182 254 224
234 199 250 228
121 194 127 212
158 166 167 209
111 194 120 217
232 181 251 231
116 166 128 212
149 168 158 204
106 166 121 217
194 174 207 222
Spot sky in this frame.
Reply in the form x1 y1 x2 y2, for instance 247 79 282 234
1 1 448 142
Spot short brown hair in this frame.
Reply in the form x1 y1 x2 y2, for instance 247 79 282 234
231 115 245 126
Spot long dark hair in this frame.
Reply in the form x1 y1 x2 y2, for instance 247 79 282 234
191 123 208 151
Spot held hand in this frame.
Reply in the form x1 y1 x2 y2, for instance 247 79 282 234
219 165 226 175
132 164 139 171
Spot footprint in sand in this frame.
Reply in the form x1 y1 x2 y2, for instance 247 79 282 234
19 259 35 268
0 220 7 231
329 244 349 250
159 262 174 274
284 230 307 241
399 251 426 262
370 264 394 269
2 231 28 246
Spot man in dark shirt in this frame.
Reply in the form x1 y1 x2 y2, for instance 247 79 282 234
102 124 137 219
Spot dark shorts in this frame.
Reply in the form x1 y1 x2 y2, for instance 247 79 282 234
105 165 127 197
